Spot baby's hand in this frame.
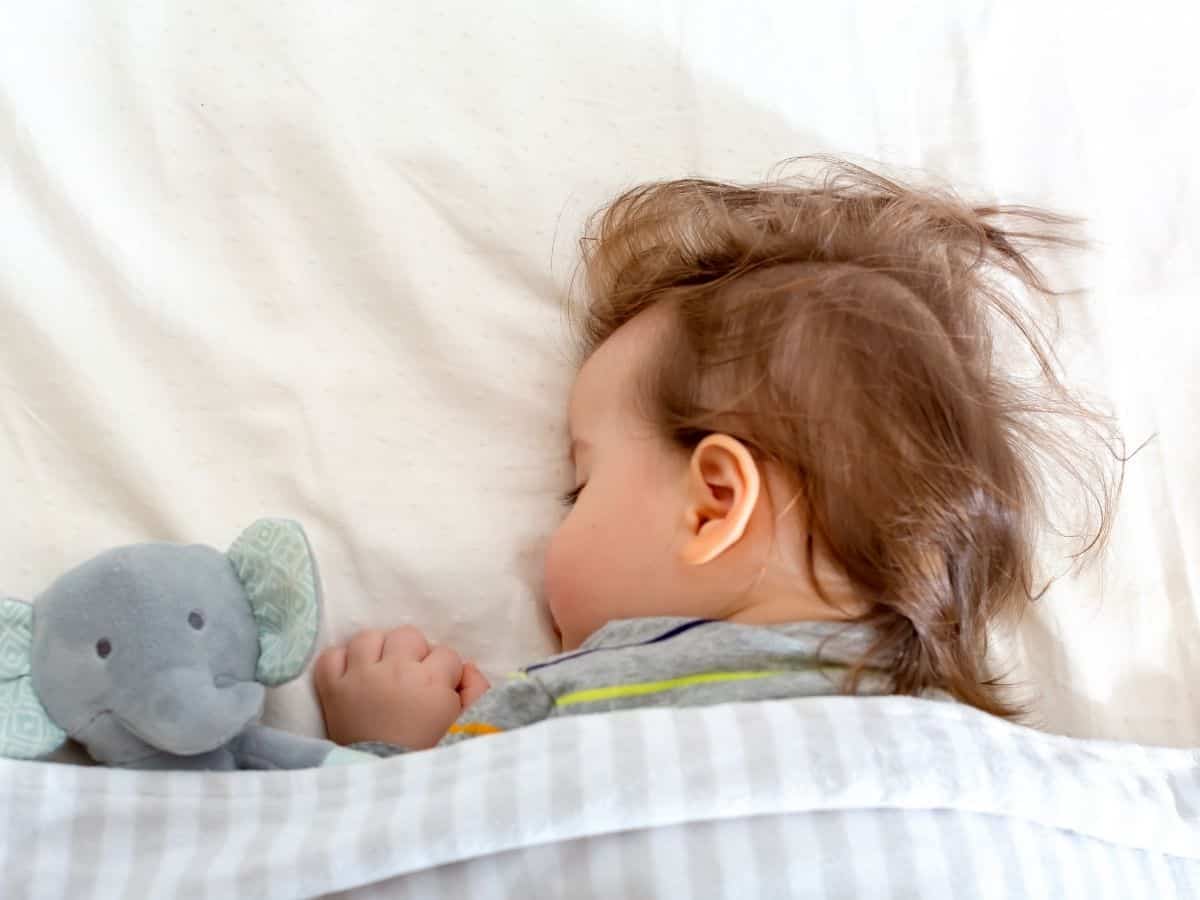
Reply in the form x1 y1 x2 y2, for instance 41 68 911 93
314 626 491 750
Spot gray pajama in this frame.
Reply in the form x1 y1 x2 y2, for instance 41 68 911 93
355 616 907 757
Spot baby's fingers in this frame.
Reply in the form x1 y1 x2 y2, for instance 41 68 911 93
314 646 348 686
423 644 464 689
347 629 386 668
381 625 431 662
458 663 491 710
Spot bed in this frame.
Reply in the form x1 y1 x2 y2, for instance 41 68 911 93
2 1 1197 896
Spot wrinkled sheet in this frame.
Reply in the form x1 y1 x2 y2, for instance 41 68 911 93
1 1 1197 746
2 696 1197 898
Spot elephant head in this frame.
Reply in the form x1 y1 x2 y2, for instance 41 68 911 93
0 519 321 765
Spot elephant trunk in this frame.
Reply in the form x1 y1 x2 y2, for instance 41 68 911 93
116 668 265 756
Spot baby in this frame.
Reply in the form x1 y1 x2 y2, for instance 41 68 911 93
314 158 1120 754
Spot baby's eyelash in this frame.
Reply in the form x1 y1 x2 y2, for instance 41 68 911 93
561 485 584 507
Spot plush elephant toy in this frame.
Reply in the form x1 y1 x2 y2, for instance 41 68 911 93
0 518 369 770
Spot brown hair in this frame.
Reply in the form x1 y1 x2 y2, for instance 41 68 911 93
572 156 1127 718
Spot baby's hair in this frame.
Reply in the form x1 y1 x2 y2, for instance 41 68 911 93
572 156 1127 718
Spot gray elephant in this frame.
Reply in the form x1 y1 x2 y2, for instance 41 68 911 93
0 518 370 770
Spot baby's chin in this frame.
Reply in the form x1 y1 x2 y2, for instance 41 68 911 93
557 628 581 652
555 622 591 653
545 595 617 651
545 611 572 651
544 594 585 651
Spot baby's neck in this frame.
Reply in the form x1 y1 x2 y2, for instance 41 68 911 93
720 570 870 626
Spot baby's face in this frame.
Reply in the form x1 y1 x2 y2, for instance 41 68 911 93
543 307 695 650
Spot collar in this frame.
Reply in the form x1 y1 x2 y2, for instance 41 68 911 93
526 615 877 676
577 616 708 650
578 615 874 655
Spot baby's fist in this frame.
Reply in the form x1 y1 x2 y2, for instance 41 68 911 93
315 626 487 750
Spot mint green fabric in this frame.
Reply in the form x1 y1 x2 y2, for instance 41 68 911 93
0 598 66 758
226 519 321 686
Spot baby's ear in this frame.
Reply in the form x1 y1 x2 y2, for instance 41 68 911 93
0 597 67 759
226 519 322 685
679 434 762 566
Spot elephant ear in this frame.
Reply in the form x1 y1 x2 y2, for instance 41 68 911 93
0 598 67 758
227 519 322 686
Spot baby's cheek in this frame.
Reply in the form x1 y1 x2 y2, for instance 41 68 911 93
543 520 603 645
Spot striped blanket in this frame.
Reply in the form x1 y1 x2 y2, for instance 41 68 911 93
2 695 1197 898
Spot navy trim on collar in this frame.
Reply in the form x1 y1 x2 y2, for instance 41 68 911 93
524 618 716 674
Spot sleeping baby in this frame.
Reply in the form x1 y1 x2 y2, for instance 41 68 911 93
313 157 1121 754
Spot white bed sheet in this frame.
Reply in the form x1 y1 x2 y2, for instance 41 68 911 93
2 696 1197 897
1 0 1197 746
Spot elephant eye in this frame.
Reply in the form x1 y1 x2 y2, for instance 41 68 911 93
95 638 112 659
188 610 205 630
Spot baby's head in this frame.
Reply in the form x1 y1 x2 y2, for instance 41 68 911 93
544 158 1121 716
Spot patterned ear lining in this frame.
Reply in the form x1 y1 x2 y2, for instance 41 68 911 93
226 520 321 686
0 598 34 681
0 598 67 758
